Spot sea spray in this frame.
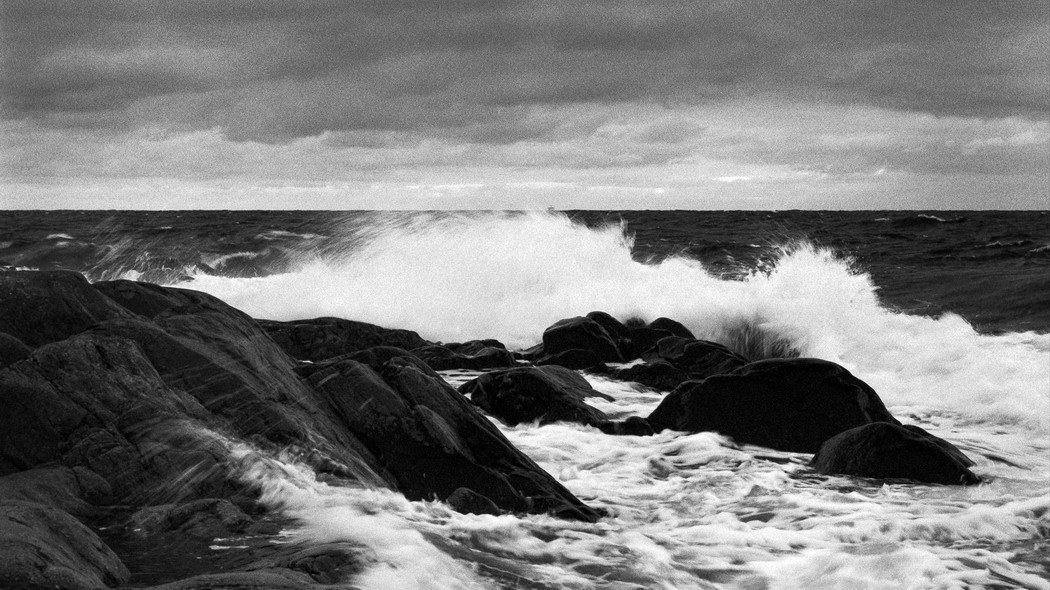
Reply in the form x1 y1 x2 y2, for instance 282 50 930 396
184 210 1050 434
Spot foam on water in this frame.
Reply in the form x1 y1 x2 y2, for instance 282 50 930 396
182 210 1050 434
226 373 1049 589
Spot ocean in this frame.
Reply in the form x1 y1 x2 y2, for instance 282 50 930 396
2 209 1048 589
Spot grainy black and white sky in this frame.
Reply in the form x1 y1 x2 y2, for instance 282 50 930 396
2 0 1048 209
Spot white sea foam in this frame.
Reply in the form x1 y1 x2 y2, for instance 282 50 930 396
183 210 1050 434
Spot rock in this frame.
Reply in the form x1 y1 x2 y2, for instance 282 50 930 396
258 316 429 361
585 311 629 342
94 279 247 322
0 270 134 347
0 466 112 517
535 348 608 371
542 316 624 363
642 336 749 379
459 365 612 427
413 341 517 371
0 331 31 368
647 317 694 339
597 417 655 436
446 487 502 516
298 352 602 521
811 422 981 485
621 327 675 360
647 358 900 453
0 501 130 590
612 360 691 391
127 498 254 539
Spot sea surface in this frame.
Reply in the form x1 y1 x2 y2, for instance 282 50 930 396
2 209 1048 589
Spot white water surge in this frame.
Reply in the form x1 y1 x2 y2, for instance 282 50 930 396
177 211 1047 588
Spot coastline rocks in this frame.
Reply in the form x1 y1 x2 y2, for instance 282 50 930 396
647 358 900 453
258 316 429 362
298 352 602 521
812 422 981 485
542 316 624 363
611 360 690 392
459 365 613 427
446 487 502 516
642 336 749 380
0 270 134 347
0 501 130 590
413 340 518 371
0 332 31 369
535 348 608 371
648 317 694 339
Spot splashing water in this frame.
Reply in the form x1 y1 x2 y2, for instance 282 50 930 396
183 211 1049 434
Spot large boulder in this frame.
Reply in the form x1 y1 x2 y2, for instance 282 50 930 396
647 317 694 339
298 352 602 521
459 365 612 427
542 316 624 363
647 358 900 453
0 501 130 590
811 422 981 485
257 317 429 362
535 348 608 371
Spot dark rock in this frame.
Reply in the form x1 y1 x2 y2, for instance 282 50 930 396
298 354 602 521
446 487 502 516
413 341 518 371
0 331 31 368
459 365 612 427
0 466 112 517
642 336 748 379
648 317 695 339
258 316 429 361
542 316 624 362
812 422 981 485
94 279 246 322
647 358 900 453
621 327 675 359
128 498 254 539
586 311 629 342
597 417 655 436
612 360 691 391
0 501 130 590
0 270 134 347
535 348 608 371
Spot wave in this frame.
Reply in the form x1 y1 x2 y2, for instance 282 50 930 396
176 211 1049 435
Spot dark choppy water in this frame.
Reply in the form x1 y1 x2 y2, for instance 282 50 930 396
2 209 1048 589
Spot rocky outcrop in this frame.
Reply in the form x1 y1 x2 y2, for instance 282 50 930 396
647 358 900 453
459 365 613 428
0 270 604 588
0 501 130 590
298 352 602 521
811 422 980 485
611 360 690 391
257 316 429 361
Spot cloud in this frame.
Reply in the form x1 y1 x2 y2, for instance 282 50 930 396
3 0 1046 143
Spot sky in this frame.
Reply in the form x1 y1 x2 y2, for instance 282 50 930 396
1 0 1048 210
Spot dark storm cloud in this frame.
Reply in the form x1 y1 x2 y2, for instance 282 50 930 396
2 0 1047 142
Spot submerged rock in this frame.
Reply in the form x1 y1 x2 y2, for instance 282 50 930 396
647 358 899 453
811 422 981 485
459 365 612 427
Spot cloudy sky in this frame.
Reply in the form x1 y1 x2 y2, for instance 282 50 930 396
2 0 1047 209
